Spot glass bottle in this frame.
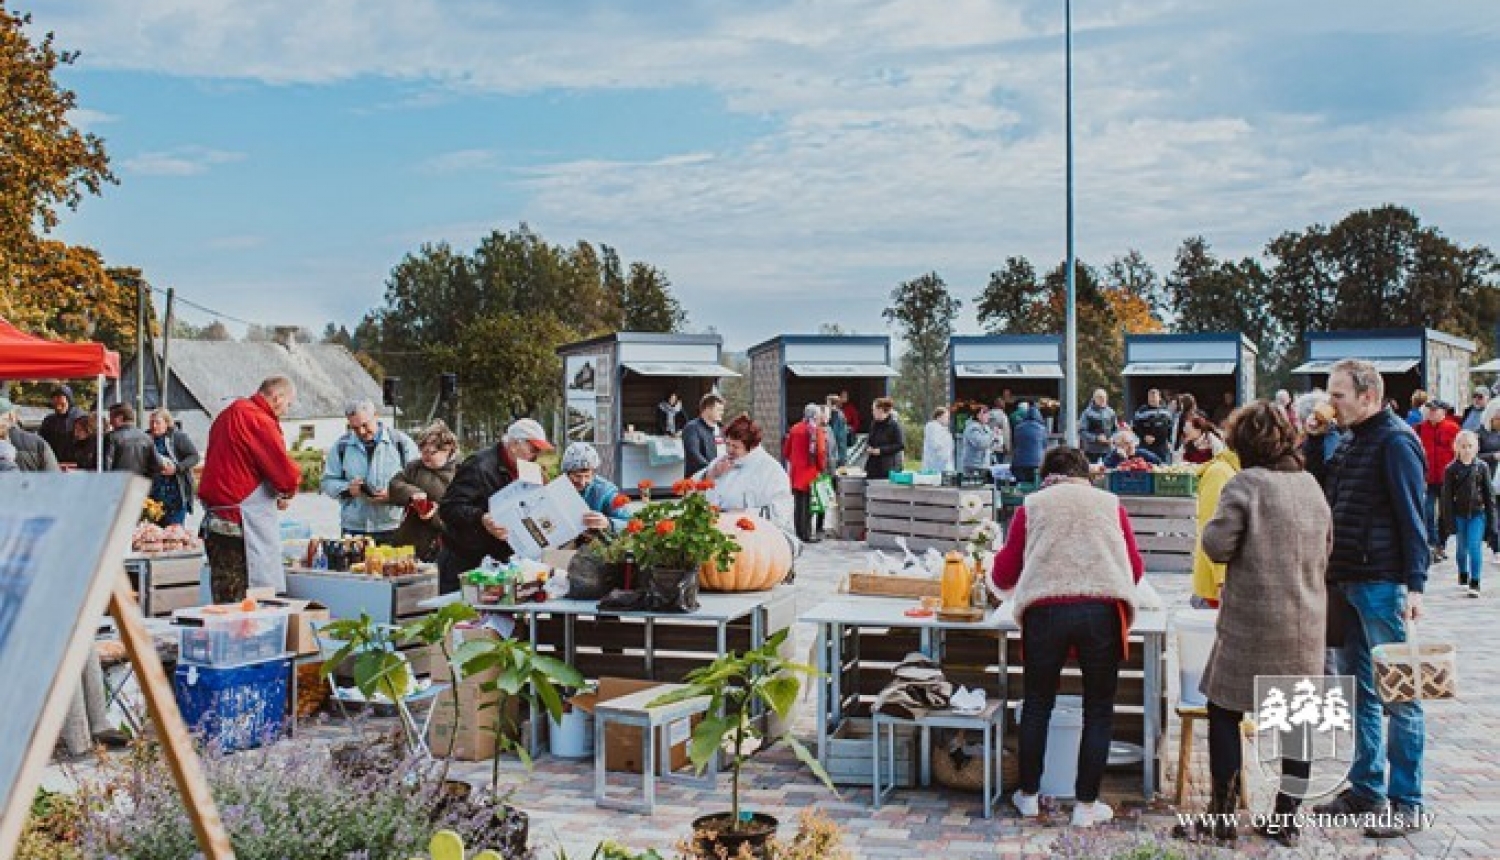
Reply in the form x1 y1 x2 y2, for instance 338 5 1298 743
970 560 989 610
622 551 637 591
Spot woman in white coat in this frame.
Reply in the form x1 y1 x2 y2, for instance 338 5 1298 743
698 413 799 551
923 407 955 473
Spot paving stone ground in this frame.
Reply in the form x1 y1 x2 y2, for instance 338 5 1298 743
47 502 1499 858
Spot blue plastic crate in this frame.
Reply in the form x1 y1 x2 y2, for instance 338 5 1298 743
173 657 290 752
1107 471 1155 496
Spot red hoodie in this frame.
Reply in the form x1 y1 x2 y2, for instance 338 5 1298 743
1418 416 1461 486
198 394 302 522
782 421 828 492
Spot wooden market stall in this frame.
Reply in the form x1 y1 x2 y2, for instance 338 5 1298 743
556 333 740 491
946 334 1065 414
1122 332 1257 417
748 335 896 435
1291 327 1476 408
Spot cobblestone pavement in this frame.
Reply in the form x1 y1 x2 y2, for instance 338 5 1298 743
50 517 1496 859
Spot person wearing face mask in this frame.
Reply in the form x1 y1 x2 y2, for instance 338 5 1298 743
437 418 554 593
558 441 631 533
321 399 419 544
386 420 461 562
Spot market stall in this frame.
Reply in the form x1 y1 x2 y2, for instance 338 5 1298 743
748 335 896 435
1121 332 1256 417
556 333 739 492
0 316 121 468
1292 327 1476 408
946 335 1064 417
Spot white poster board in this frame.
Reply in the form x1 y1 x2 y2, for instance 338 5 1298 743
1439 359 1460 406
566 396 599 443
487 475 591 560
566 356 597 394
0 474 148 853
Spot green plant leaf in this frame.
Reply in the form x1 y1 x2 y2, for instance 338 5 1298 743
688 715 731 773
783 734 840 797
497 667 527 697
759 674 800 719
532 654 585 689
533 680 565 723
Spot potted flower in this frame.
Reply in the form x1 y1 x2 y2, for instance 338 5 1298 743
650 629 837 859
624 479 738 608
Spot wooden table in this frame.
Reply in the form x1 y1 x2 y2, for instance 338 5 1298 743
801 595 1169 798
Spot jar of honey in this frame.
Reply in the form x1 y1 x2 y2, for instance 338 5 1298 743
940 551 973 612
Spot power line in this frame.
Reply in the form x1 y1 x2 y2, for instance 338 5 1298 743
146 284 263 329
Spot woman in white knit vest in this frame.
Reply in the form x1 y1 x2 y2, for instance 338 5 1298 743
989 446 1144 827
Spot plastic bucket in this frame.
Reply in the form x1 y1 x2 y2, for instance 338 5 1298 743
1174 608 1219 708
1017 695 1084 798
548 707 595 759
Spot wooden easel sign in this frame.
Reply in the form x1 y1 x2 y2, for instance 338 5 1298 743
0 474 233 859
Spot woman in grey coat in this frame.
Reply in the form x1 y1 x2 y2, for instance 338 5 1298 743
959 405 995 473
1176 401 1332 847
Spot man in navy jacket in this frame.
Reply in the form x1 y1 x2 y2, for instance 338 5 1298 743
1303 358 1428 837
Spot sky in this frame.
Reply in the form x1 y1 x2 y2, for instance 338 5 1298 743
27 0 1500 352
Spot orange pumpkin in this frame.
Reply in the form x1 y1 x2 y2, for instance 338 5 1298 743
699 511 793 592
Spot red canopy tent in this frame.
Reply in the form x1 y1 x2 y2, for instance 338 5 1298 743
0 317 122 469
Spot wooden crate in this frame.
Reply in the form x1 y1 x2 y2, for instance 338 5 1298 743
826 717 916 787
285 568 439 625
1119 496 1196 573
124 551 207 618
864 481 994 553
844 572 941 599
835 476 868 540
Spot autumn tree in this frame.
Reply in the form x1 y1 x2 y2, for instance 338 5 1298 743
885 272 961 423
0 5 115 324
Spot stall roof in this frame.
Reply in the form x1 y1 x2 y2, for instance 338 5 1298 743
786 363 898 378
0 317 120 379
621 361 740 378
1291 358 1420 375
557 331 722 354
1122 361 1238 377
955 362 1065 379
1473 359 1500 374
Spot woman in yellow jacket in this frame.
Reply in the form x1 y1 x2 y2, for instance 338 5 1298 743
1192 447 1241 606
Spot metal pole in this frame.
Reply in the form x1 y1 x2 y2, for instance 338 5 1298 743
160 288 175 410
135 279 146 417
1063 0 1079 448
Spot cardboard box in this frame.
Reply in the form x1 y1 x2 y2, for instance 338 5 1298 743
571 678 697 774
428 718 498 761
258 597 331 656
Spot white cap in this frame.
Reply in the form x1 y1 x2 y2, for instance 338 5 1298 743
506 418 553 452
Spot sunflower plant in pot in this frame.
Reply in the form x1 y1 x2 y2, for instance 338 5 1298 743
624 479 739 607
650 629 837 859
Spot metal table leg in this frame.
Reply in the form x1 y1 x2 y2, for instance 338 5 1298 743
529 612 543 758
815 622 830 766
1144 631 1163 799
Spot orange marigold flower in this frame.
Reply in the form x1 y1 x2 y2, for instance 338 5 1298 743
736 517 757 531
697 479 716 491
611 494 630 510
637 480 654 491
626 519 645 534
655 520 677 536
671 479 693 496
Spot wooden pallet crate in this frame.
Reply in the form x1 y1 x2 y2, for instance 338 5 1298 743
864 481 994 553
124 551 207 617
1119 495 1196 573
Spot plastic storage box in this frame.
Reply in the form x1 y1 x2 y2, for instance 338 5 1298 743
173 656 291 752
1107 471 1155 496
178 608 290 667
1153 472 1199 497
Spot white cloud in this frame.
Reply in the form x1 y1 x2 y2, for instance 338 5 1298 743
123 146 245 177
67 107 119 129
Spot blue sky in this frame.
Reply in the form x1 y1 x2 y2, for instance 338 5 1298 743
27 0 1500 351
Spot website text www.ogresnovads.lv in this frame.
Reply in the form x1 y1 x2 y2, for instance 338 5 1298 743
1174 807 1436 834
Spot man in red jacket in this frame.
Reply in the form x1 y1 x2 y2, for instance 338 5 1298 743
1417 401 1460 561
783 403 828 544
198 376 303 601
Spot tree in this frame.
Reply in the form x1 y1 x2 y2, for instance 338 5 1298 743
0 5 114 305
18 241 141 354
622 262 686 332
321 322 353 346
885 272 961 422
976 256 1046 334
1106 249 1166 319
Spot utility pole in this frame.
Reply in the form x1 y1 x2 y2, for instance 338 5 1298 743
160 288 175 409
135 278 146 417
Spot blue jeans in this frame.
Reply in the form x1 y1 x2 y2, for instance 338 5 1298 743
1339 581 1424 808
1425 486 1441 550
1018 602 1121 802
1454 514 1486 584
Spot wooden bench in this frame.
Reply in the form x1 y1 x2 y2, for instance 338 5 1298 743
594 683 717 814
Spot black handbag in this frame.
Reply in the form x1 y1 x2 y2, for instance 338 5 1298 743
642 567 701 613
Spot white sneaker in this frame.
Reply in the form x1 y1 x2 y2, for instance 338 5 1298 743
1012 789 1040 818
1071 800 1114 827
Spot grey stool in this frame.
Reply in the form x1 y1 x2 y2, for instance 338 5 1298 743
873 700 1006 818
594 683 717 814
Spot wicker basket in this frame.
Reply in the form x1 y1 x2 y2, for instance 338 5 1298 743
931 730 1019 792
1373 636 1457 703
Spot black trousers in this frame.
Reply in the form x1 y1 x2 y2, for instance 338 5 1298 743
1018 602 1120 802
793 490 813 542
1208 701 1311 797
1012 465 1038 484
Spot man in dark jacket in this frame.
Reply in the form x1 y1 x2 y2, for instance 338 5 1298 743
1131 389 1174 462
1304 358 1428 837
1010 404 1047 482
682 393 726 478
39 385 86 461
104 403 159 479
437 418 552 593
0 398 60 472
